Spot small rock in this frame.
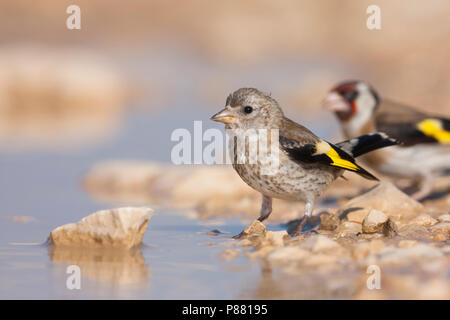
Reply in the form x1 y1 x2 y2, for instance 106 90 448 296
429 222 450 236
345 208 370 224
300 235 340 252
362 210 388 233
409 214 438 226
382 219 398 238
240 220 266 238
336 221 362 238
268 246 310 263
48 207 152 249
319 213 339 231
437 214 450 223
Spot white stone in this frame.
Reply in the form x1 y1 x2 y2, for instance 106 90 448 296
48 207 153 249
362 209 388 233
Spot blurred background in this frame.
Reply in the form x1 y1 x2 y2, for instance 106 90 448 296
0 0 449 299
1 0 449 151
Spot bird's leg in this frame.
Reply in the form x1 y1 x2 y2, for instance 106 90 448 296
233 194 272 239
411 175 434 201
292 199 314 236
257 195 273 222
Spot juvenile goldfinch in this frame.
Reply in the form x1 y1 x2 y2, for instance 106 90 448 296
323 80 450 200
211 88 397 236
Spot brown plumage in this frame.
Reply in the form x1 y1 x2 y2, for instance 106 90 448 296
211 88 397 236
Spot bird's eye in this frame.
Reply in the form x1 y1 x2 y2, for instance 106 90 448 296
343 90 358 101
244 106 253 114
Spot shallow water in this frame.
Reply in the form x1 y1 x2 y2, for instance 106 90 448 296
0 48 341 299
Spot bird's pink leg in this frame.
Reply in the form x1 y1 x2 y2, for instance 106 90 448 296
233 194 272 239
292 199 314 236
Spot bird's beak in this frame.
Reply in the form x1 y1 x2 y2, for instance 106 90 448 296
210 108 238 124
322 92 350 113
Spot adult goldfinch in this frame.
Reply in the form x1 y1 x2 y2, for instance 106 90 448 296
323 80 450 200
211 88 397 236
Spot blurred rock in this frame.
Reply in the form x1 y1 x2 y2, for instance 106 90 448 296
382 219 398 238
48 207 153 249
345 208 370 224
319 212 339 231
362 210 388 234
0 45 131 150
339 182 424 222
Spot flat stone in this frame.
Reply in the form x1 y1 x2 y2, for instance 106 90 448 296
362 210 388 233
48 207 153 249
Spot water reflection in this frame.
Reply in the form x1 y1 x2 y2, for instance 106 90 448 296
48 246 150 288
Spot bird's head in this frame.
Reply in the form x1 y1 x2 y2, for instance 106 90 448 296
210 88 284 129
323 80 380 124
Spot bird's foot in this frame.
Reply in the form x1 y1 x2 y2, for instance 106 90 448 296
289 215 318 237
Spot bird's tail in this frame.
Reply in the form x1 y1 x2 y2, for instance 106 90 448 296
336 132 399 158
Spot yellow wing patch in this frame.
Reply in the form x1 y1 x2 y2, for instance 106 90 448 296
326 147 359 171
417 119 450 144
314 141 359 171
